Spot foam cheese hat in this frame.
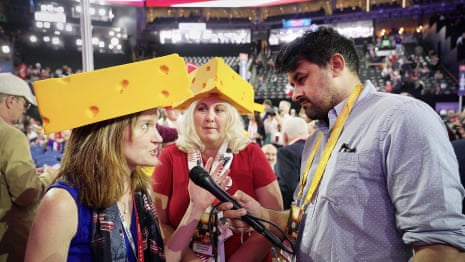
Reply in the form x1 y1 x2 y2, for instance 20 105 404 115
33 54 192 134
174 57 264 114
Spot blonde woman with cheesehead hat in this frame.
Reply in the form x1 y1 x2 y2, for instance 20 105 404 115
24 54 230 262
152 57 283 261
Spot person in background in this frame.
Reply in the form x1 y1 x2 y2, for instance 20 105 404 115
0 72 58 262
261 143 278 171
152 58 282 261
158 108 182 130
220 26 465 261
274 116 309 209
260 99 273 122
24 56 228 261
278 100 291 122
156 122 178 147
263 108 279 145
276 100 292 145
246 111 265 146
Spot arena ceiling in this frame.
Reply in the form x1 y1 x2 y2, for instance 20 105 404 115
105 0 310 7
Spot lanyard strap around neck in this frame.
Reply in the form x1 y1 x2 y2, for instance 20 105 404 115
297 84 363 209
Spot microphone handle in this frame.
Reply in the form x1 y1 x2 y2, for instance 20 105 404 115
209 182 285 249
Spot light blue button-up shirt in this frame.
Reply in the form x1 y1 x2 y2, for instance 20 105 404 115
295 81 465 261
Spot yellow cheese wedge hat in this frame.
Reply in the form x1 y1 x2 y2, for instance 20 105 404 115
33 54 192 134
174 57 263 114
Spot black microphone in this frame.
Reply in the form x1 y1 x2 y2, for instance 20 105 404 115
189 166 285 249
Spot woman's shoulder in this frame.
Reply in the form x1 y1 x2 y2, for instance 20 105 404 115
163 143 181 151
49 180 79 200
41 185 78 217
236 142 260 155
160 143 185 156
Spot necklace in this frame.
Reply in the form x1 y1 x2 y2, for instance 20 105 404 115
118 201 137 260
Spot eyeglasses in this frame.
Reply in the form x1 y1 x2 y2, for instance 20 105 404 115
15 96 31 110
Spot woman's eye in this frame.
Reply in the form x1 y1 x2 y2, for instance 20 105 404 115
141 123 149 130
215 105 226 113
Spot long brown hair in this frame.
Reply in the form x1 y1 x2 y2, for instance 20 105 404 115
56 112 151 209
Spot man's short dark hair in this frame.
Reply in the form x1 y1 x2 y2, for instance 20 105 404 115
275 26 360 75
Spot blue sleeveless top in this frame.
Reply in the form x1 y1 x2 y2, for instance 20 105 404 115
50 181 137 262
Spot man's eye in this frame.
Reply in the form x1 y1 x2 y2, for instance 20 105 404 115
141 123 149 129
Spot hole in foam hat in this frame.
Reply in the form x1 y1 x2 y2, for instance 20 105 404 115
206 66 211 71
42 116 50 125
192 77 196 84
119 79 129 94
160 90 169 98
202 82 207 89
87 106 99 118
159 65 169 75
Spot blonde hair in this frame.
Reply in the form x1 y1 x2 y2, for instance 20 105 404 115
176 99 249 153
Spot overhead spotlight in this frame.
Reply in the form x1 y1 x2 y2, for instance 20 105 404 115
76 39 82 46
92 37 99 45
29 35 38 43
110 37 119 45
1 45 10 54
51 37 61 45
56 23 64 30
43 36 50 42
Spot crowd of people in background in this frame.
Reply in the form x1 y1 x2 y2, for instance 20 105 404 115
10 58 465 180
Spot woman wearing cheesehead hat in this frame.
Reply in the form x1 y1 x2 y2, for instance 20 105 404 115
152 57 283 261
24 54 230 262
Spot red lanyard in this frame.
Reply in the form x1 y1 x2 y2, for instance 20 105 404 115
133 198 144 262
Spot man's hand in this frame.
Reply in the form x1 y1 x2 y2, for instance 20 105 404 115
216 190 264 232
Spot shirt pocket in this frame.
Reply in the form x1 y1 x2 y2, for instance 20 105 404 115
321 151 385 210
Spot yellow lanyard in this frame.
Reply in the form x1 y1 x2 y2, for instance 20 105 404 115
297 84 363 210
